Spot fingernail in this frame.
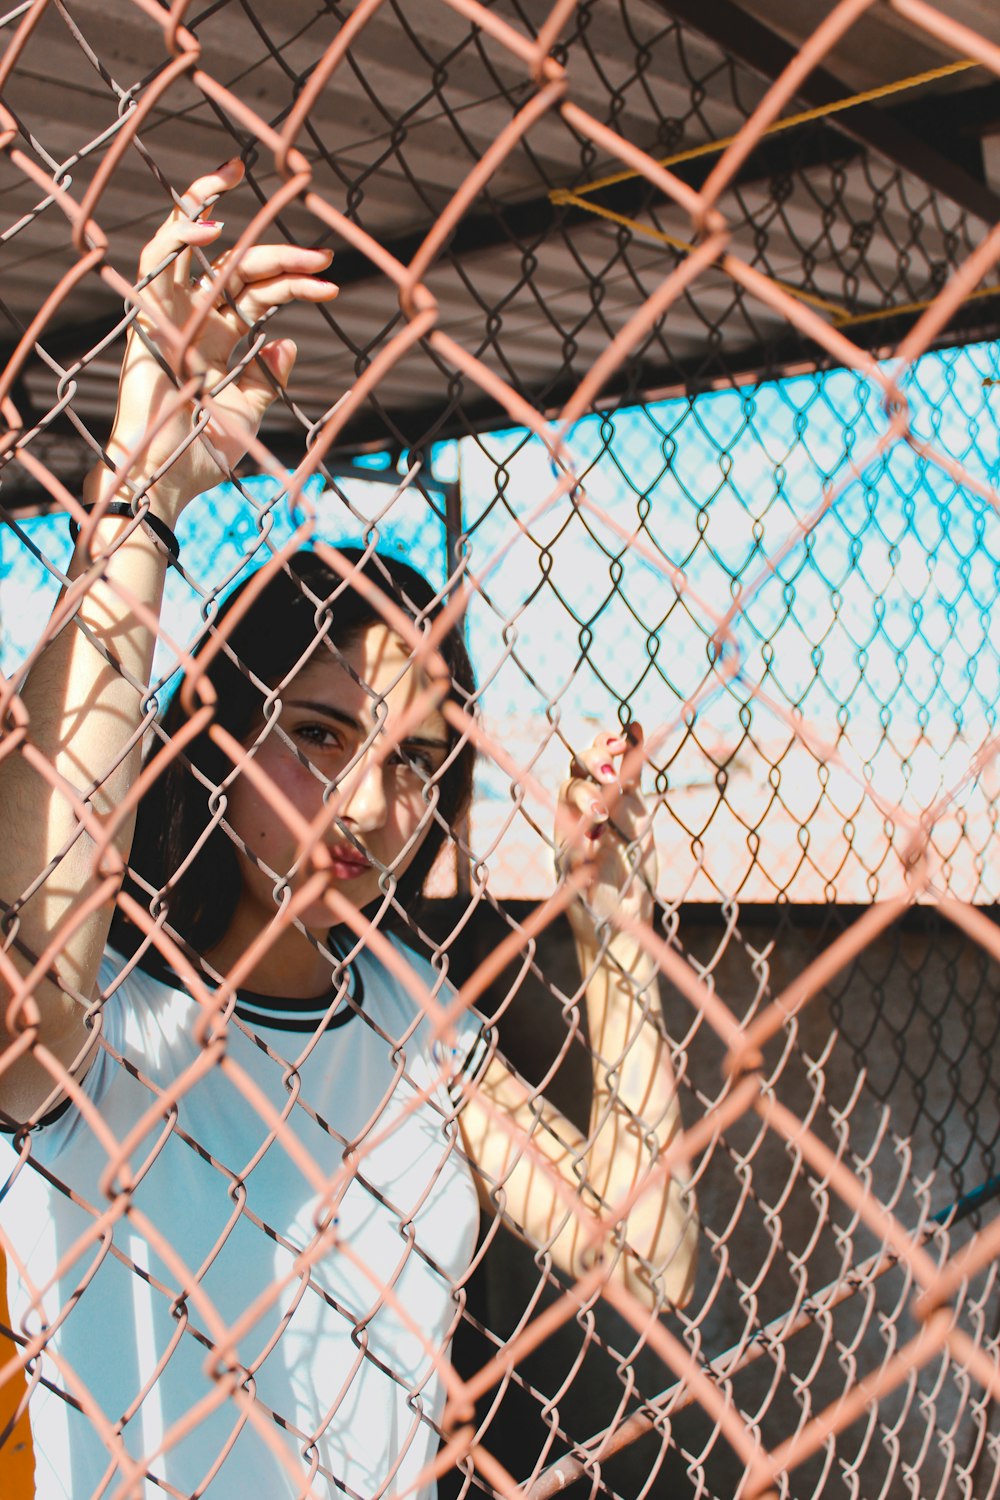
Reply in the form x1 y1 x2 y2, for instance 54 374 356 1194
608 738 627 751
199 219 223 229
586 826 603 841
600 763 615 778
591 801 607 817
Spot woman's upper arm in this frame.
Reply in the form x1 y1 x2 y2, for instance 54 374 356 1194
457 1052 591 1260
0 936 107 1127
457 1051 698 1309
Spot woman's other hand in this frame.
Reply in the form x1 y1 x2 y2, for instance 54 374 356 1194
85 158 339 518
556 723 657 936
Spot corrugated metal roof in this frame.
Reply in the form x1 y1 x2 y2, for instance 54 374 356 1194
1 0 998 499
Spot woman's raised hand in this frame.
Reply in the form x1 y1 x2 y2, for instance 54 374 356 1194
556 724 657 934
85 158 339 518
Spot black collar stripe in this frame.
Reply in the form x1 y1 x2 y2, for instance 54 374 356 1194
130 932 365 1034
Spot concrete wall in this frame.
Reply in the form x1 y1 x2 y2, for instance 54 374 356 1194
425 900 1000 1500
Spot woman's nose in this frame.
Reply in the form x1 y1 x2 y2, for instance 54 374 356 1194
337 749 387 833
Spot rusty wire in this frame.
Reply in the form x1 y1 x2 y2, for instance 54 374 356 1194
0 1 999 1498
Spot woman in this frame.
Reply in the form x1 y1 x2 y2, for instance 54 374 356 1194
0 161 697 1498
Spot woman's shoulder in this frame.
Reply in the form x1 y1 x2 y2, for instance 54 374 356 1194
356 931 454 1018
358 931 487 1058
16 945 202 1162
97 943 205 1052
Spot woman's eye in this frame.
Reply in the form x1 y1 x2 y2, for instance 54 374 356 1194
391 746 436 778
296 724 342 752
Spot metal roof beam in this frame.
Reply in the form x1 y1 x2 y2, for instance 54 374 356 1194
326 116 861 289
653 0 1000 226
6 284 999 505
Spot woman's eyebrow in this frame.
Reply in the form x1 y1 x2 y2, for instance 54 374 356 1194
286 699 361 731
402 734 451 753
287 700 449 750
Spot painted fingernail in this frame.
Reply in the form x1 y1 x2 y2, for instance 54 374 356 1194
600 763 615 778
586 826 603 841
199 219 223 229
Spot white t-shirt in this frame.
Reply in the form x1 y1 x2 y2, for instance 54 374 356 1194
1 933 487 1499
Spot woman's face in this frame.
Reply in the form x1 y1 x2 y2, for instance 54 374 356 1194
224 622 452 934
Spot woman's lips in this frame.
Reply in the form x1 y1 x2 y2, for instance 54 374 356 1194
326 845 371 880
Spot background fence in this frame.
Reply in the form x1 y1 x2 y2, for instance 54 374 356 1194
1 0 1000 1496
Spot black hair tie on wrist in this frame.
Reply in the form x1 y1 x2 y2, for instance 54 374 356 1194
70 502 180 562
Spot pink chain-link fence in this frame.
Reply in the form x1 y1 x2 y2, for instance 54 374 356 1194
1 1 999 1497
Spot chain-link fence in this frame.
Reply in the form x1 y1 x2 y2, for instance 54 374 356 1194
1 1 999 1497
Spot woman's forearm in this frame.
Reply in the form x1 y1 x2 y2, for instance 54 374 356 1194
0 511 173 1116
575 925 699 1307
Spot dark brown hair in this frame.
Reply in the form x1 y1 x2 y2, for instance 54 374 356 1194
112 548 475 959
